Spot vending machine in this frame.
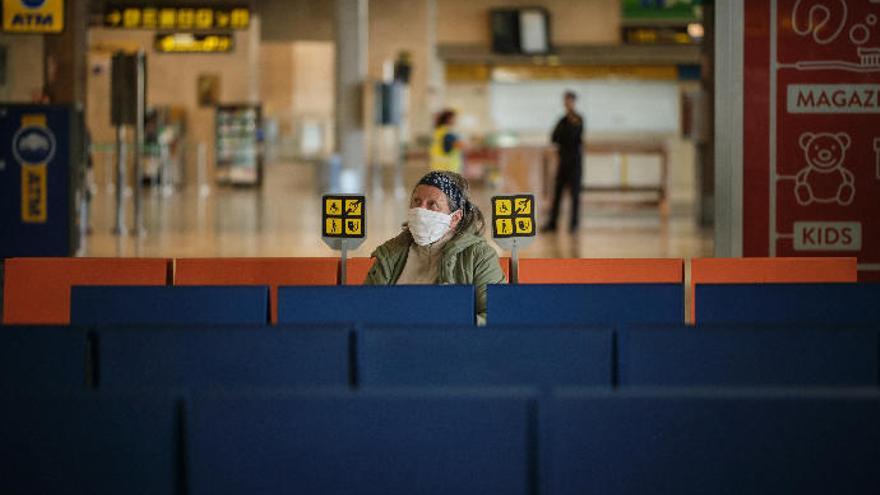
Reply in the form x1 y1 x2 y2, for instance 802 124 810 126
215 103 263 187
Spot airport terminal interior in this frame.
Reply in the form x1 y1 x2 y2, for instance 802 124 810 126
3 0 715 261
2 0 880 494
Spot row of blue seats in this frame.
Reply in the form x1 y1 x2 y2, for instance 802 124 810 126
2 388 879 495
69 283 880 326
4 325 879 390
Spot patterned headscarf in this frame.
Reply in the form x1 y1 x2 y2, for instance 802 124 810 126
417 171 464 211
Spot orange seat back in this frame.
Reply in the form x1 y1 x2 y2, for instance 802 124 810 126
345 258 375 285
518 258 684 284
346 256 511 284
3 257 170 325
174 258 339 323
690 257 858 323
498 257 511 282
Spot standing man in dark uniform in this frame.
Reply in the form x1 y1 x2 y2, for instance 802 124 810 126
543 91 585 233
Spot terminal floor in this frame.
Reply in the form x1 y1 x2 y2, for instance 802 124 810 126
81 161 713 260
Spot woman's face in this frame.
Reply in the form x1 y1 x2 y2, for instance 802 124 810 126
410 184 463 229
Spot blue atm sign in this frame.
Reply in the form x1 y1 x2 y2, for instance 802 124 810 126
1 105 73 258
2 0 64 33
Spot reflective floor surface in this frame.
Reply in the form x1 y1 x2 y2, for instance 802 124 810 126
81 161 713 260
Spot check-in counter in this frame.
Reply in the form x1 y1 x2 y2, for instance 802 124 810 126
407 137 670 215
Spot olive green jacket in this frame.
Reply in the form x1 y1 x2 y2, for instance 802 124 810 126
364 228 507 323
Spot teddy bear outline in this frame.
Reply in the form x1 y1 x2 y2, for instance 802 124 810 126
794 131 856 206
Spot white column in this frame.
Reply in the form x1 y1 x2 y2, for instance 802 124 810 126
335 0 368 192
714 0 744 256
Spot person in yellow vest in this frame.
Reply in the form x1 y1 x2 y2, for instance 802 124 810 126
430 109 464 173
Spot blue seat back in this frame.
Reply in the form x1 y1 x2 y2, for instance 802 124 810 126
187 390 534 495
696 283 880 324
487 284 683 325
618 326 879 386
277 285 475 325
0 393 178 495
359 327 612 387
0 326 87 390
98 327 350 389
546 390 880 495
71 286 269 325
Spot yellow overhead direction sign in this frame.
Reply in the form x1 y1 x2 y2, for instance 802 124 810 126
103 5 250 30
155 33 234 54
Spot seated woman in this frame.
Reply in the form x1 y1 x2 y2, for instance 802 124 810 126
365 171 506 323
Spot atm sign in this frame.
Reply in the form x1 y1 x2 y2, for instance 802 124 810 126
2 0 64 33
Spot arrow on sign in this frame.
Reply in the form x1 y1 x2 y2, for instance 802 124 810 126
106 10 122 26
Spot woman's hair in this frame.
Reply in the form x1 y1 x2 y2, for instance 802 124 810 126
414 171 486 235
434 109 456 128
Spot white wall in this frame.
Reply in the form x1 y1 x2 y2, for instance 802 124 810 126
259 41 335 158
489 80 681 135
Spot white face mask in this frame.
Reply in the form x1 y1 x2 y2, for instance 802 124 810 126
407 207 453 246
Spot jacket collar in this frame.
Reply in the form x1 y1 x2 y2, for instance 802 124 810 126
375 226 484 261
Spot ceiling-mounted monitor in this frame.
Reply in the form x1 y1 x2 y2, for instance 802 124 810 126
490 7 551 55
518 8 550 54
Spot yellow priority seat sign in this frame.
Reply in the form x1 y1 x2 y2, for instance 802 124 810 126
492 194 536 238
322 194 366 251
491 194 537 282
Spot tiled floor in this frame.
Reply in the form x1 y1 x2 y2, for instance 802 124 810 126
81 160 714 260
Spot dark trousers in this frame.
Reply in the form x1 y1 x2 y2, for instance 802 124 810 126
547 157 583 230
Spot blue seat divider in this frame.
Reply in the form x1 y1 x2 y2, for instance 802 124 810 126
98 327 350 389
618 326 880 386
487 284 683 325
359 326 612 387
71 286 269 325
546 389 880 495
0 326 87 390
277 285 475 325
0 392 179 495
696 283 880 324
188 389 535 495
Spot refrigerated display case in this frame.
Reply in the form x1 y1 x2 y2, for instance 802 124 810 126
215 103 262 186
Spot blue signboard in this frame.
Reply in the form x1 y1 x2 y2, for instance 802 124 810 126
0 104 74 257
